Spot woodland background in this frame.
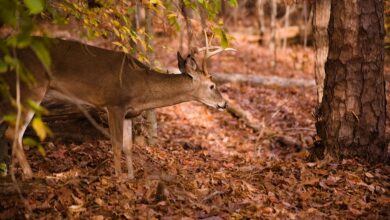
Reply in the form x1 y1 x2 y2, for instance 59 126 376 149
0 0 389 219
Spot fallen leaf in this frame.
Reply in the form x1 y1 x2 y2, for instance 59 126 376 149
302 177 320 186
261 207 273 214
325 175 340 186
94 198 104 206
377 195 390 204
306 162 316 168
91 215 104 220
68 205 86 213
365 172 374 178
348 207 363 216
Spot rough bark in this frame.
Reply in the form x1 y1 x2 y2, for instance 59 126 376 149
144 7 157 146
316 0 387 162
302 0 308 48
181 0 193 51
270 0 277 68
283 6 290 50
130 3 146 146
256 0 266 45
197 1 207 31
313 0 331 104
128 5 158 147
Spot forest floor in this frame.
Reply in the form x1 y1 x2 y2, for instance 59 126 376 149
1 33 390 219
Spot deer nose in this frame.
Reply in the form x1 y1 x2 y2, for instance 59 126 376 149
218 101 227 110
222 101 227 109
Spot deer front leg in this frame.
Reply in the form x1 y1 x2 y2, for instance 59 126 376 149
2 110 36 179
123 119 134 179
107 106 125 177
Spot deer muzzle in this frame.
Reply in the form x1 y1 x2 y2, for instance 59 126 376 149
217 101 228 111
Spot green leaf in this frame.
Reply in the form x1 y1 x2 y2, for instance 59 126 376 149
4 55 18 67
37 144 46 157
0 59 7 73
27 99 49 115
24 0 45 14
112 41 129 54
167 13 180 32
183 0 196 9
23 137 46 157
23 137 39 146
0 162 7 176
220 30 229 48
0 0 17 26
228 0 238 7
149 0 164 8
3 114 16 124
30 39 51 70
212 27 229 48
32 116 52 141
18 63 36 85
6 34 32 48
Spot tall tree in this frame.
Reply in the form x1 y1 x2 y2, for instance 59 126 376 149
256 0 266 45
313 0 331 104
270 0 277 68
316 0 387 162
144 7 157 145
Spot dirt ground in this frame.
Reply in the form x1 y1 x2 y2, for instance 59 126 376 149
0 33 389 219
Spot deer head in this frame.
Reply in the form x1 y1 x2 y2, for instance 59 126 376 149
177 51 227 110
176 33 235 111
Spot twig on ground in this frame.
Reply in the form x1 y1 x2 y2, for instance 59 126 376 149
202 190 227 202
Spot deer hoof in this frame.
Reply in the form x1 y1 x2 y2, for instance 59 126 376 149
127 172 134 180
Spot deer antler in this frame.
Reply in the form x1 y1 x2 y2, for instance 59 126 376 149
194 31 236 76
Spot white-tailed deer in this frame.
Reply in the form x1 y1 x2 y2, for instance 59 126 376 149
0 36 234 179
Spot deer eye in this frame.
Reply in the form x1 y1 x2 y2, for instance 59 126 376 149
209 84 215 90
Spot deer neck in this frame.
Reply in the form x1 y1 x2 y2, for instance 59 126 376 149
134 70 195 112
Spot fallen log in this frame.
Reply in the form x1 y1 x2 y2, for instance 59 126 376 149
167 67 316 88
223 95 262 131
213 72 316 88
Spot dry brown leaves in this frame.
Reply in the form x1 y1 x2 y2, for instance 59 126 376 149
1 81 389 219
1 34 390 219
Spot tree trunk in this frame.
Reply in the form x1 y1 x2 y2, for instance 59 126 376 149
181 0 193 51
256 0 266 45
313 0 331 104
302 0 308 48
197 1 207 31
316 0 387 162
270 0 277 68
283 5 290 50
130 2 146 146
144 7 157 146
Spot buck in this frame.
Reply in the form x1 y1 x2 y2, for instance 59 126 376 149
0 36 234 179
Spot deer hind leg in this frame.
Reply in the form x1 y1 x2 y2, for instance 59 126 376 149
123 119 134 179
107 106 125 177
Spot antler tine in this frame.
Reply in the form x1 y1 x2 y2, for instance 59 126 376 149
205 47 236 59
200 30 236 76
195 46 221 53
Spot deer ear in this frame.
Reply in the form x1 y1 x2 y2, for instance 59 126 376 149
177 51 186 73
184 56 199 79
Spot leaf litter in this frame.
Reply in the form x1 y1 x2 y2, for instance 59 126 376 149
0 37 390 219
